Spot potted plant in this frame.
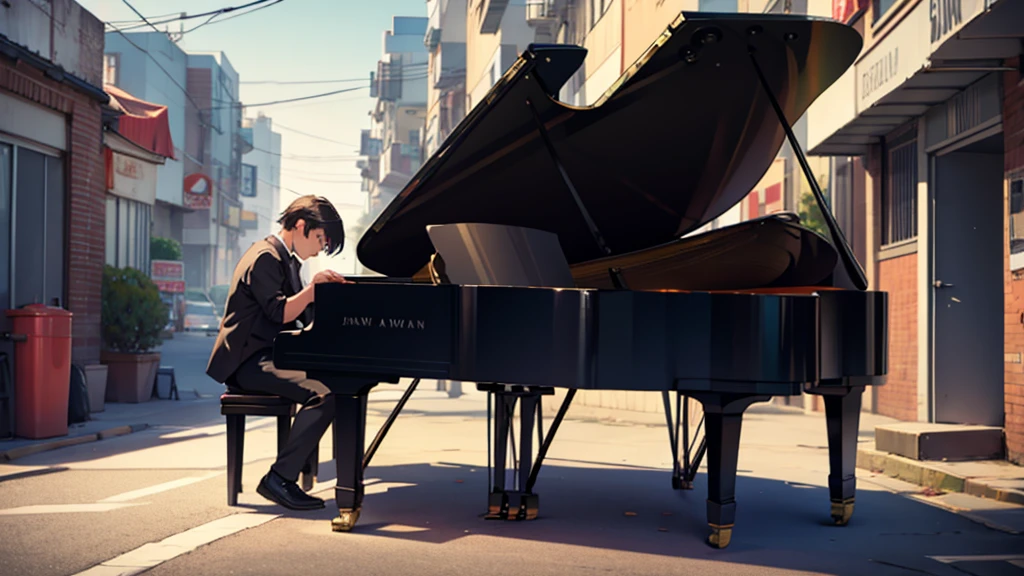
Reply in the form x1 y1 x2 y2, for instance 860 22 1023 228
100 265 170 403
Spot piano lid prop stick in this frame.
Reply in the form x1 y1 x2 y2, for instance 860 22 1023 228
362 378 420 470
747 50 868 291
525 97 627 289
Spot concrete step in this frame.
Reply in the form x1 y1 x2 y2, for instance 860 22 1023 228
875 422 1004 461
857 447 1024 506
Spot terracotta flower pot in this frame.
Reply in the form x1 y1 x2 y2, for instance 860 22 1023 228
100 351 161 403
83 364 109 412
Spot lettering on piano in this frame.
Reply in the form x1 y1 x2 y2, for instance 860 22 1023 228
341 316 427 330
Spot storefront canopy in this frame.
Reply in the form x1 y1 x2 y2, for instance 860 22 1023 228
104 84 176 160
810 0 1024 156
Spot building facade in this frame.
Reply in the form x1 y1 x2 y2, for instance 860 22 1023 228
102 31 189 248
359 16 430 237
807 0 1024 463
182 52 244 291
424 0 468 158
240 114 282 245
0 0 108 408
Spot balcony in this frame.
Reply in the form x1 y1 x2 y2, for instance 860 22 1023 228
432 42 466 90
479 0 509 34
425 0 442 49
379 142 422 188
360 129 383 157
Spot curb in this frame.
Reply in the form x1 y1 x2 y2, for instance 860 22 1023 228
857 448 1024 506
0 424 149 463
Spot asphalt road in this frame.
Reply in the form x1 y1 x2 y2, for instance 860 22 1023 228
0 332 1021 576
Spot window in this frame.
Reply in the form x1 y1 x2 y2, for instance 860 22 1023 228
881 130 917 246
104 54 119 86
698 0 737 11
872 0 899 24
1010 175 1024 262
590 0 612 29
106 194 153 273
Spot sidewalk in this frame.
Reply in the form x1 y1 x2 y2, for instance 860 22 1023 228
4 383 1023 512
556 394 1024 509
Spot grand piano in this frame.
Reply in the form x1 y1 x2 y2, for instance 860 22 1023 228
274 11 887 549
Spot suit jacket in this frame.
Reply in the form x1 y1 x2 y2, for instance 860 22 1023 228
206 236 312 383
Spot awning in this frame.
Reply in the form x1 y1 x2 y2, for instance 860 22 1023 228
810 0 1024 156
104 84 176 159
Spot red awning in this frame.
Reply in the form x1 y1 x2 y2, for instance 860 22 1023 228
104 84 176 160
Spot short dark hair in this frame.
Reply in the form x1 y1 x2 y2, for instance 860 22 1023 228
277 195 344 256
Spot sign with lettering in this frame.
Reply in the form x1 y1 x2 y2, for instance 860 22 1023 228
240 163 257 197
151 259 185 293
183 173 213 210
855 0 929 112
929 0 986 52
109 151 157 205
833 0 867 24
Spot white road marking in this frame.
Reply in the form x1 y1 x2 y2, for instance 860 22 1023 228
72 512 279 576
99 472 222 503
928 554 1024 563
0 503 145 515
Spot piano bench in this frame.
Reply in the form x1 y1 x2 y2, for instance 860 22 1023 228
219 392 319 506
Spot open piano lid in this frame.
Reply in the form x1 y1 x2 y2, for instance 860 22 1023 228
357 12 862 278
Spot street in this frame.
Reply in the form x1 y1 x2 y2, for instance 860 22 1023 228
0 332 1021 576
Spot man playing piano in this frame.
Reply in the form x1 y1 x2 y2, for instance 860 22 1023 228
207 195 349 510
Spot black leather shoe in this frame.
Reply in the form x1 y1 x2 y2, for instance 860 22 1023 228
256 469 325 511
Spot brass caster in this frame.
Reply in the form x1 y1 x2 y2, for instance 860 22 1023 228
830 500 854 526
331 508 361 532
706 525 732 549
520 494 539 520
484 492 508 520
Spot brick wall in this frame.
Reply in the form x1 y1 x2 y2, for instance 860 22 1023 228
876 253 918 421
1 61 105 365
1003 56 1024 464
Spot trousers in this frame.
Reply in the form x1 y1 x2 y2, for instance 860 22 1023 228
227 350 335 482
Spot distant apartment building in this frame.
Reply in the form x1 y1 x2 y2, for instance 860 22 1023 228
423 0 468 158
182 52 246 291
102 31 190 247
240 114 283 245
359 16 430 227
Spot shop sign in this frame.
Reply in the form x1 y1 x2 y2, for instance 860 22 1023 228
833 0 868 24
183 173 213 209
110 152 157 205
930 0 987 52
855 0 930 113
151 259 185 293
241 164 257 197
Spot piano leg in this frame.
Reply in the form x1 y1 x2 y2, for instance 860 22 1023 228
325 380 377 532
481 385 554 521
662 391 706 491
817 384 865 526
692 393 770 549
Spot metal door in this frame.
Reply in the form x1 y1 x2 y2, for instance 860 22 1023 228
932 150 1004 426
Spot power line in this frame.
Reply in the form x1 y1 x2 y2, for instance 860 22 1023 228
106 0 279 32
176 0 284 37
210 84 370 110
273 123 358 147
105 22 204 114
120 0 163 34
240 63 429 85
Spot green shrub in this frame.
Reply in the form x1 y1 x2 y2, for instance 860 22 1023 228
150 237 182 261
102 264 170 353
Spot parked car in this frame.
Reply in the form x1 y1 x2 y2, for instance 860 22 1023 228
183 300 220 334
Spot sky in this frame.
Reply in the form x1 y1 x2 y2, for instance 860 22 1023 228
78 0 430 275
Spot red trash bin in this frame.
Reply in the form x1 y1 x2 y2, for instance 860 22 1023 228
5 304 73 439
